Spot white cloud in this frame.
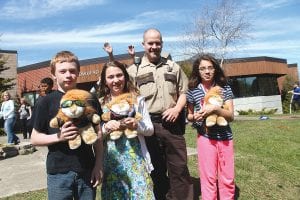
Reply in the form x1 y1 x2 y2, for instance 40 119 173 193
255 16 300 29
249 16 300 41
0 0 106 19
242 40 300 51
1 20 149 47
254 0 296 9
137 10 187 23
0 8 186 49
231 38 300 63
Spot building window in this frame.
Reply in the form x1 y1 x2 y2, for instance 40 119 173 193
22 92 38 106
229 75 280 98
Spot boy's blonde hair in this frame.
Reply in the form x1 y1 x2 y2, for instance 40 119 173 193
50 51 80 75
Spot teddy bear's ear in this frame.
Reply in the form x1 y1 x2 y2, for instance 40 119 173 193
210 86 222 94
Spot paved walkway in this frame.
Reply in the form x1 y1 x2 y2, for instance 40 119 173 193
0 135 197 198
0 137 47 198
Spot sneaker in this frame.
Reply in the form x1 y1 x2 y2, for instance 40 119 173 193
14 139 20 145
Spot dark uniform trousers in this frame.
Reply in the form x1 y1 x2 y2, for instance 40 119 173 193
145 114 193 200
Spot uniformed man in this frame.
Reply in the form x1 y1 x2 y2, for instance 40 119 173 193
127 28 193 200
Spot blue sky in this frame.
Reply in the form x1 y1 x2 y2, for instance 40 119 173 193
0 0 300 72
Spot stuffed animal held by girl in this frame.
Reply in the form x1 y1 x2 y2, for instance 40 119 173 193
49 89 101 149
203 86 228 127
101 93 142 140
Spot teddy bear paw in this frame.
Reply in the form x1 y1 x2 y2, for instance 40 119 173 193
206 114 217 127
125 129 138 139
217 116 228 126
49 118 59 128
92 114 101 124
68 135 82 149
110 131 123 140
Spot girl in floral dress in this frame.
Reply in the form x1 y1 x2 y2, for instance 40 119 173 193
99 61 154 199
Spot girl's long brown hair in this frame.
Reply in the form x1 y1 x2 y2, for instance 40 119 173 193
99 61 139 103
188 54 227 89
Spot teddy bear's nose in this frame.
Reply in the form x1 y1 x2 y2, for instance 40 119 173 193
70 104 77 113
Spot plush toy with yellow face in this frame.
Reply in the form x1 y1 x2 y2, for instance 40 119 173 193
203 86 228 127
101 93 142 140
49 89 100 149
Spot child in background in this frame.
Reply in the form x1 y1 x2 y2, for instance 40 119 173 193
18 97 32 139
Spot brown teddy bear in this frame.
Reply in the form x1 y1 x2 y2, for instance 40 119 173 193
49 89 100 149
101 93 142 140
203 86 228 127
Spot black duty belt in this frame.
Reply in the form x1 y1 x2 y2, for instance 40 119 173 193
150 113 162 123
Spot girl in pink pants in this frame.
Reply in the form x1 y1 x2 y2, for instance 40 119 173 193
186 54 235 200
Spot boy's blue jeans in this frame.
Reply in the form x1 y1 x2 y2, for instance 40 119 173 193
47 171 96 200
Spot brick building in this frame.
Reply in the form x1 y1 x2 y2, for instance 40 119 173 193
16 53 298 114
17 52 143 106
222 56 298 114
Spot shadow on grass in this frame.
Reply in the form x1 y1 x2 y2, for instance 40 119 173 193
191 176 240 200
234 185 240 200
191 176 200 200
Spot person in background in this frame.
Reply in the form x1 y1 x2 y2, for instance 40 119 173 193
99 60 154 199
0 91 20 145
38 77 54 97
30 51 103 200
90 43 136 94
127 28 193 200
27 77 54 136
18 97 32 139
289 82 300 111
186 54 235 200
103 42 115 62
90 77 101 94
102 42 136 62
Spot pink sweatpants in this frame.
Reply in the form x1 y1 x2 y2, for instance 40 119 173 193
197 135 235 200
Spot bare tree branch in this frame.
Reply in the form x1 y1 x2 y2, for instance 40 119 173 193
182 0 252 67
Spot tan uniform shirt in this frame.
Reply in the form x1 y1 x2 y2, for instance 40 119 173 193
127 55 188 114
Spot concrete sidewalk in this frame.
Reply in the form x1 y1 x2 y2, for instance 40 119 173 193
0 136 47 198
0 135 198 198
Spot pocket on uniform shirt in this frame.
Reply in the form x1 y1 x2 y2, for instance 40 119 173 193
136 72 156 100
164 73 177 95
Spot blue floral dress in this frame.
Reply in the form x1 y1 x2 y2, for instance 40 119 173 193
101 134 154 199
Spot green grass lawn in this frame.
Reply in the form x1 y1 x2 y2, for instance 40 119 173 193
1 118 299 200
